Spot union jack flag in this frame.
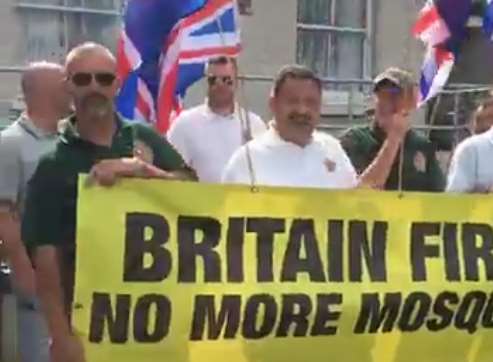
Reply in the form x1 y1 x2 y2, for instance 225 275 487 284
116 0 241 133
413 0 471 105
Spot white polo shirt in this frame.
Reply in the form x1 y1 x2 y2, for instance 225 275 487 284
447 127 493 193
221 127 358 189
167 104 266 183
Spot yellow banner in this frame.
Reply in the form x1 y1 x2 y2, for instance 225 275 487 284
74 178 493 362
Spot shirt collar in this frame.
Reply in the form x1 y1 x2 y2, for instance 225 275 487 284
203 101 238 119
17 113 58 139
262 124 315 149
60 113 126 147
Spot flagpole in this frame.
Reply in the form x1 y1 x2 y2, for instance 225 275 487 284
214 0 258 191
396 0 425 195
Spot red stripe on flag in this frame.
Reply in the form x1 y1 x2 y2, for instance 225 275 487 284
136 92 151 121
157 58 180 133
162 21 184 54
183 0 233 27
434 47 453 64
179 44 241 60
413 5 441 36
116 35 133 80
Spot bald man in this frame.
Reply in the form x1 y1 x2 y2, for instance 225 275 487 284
21 42 195 362
0 62 71 362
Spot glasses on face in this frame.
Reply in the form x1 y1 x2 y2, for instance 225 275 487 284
377 85 402 96
70 72 116 87
207 75 234 87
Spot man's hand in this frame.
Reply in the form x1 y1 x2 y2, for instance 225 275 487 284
50 334 85 362
0 210 36 296
357 110 411 189
0 210 19 255
87 158 142 187
386 110 411 142
87 158 177 187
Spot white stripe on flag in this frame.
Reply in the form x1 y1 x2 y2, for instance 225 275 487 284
420 19 450 46
134 108 147 122
419 47 454 106
183 2 234 37
179 52 239 65
137 78 156 122
122 30 142 70
158 23 185 107
182 32 240 50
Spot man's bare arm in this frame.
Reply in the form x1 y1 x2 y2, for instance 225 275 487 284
0 206 35 294
34 246 71 340
87 158 196 187
35 246 85 362
358 112 409 189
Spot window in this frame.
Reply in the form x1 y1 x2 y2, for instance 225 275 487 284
296 0 372 84
16 0 123 62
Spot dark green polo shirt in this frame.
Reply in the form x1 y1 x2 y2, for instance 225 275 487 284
340 125 445 192
21 115 192 308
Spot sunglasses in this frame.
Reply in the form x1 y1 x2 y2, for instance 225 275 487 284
207 75 234 86
70 72 117 87
379 86 403 96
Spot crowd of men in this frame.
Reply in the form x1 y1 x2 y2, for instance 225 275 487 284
0 41 492 362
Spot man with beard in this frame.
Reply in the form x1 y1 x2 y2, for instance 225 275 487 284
167 56 266 183
221 65 399 189
21 42 195 362
340 67 445 191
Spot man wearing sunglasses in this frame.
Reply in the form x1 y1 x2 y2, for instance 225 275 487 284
167 56 266 183
0 62 71 362
340 67 445 191
21 42 195 362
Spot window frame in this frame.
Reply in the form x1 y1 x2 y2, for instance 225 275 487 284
296 0 374 82
16 0 122 55
16 1 122 16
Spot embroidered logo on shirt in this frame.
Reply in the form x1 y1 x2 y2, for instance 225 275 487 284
413 151 426 173
134 140 154 164
324 158 337 173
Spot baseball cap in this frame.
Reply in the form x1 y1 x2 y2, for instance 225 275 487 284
373 67 416 93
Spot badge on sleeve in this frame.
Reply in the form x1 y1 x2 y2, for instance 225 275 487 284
324 158 337 173
134 140 155 164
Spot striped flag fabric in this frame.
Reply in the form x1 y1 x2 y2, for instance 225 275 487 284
413 0 472 105
419 47 455 105
116 0 241 133
413 0 451 46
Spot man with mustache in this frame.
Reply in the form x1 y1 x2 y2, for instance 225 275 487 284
21 42 195 362
221 65 356 188
221 65 399 189
340 67 445 191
